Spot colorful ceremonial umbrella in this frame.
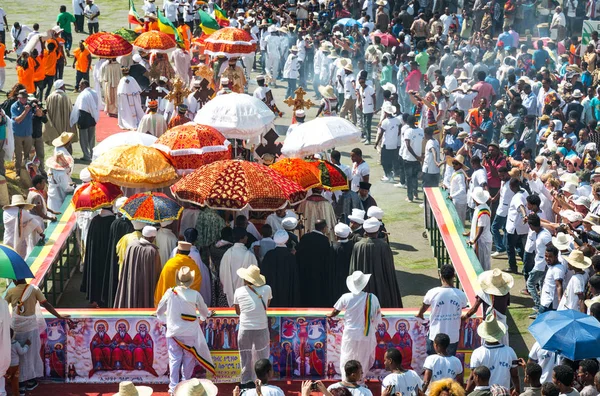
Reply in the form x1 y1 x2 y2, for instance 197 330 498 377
0 244 34 280
171 159 307 211
120 192 183 223
153 123 231 175
71 181 123 211
113 27 140 43
270 158 322 190
84 32 133 58
306 159 349 191
89 145 179 189
372 32 399 47
529 309 600 360
336 18 362 27
281 117 361 158
133 30 177 52
204 27 257 57
194 93 276 140
92 132 158 160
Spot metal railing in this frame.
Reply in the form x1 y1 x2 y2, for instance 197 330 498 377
37 229 80 306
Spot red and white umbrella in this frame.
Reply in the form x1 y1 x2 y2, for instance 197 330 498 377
204 27 257 57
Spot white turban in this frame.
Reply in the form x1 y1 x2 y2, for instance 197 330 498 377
281 217 298 231
114 196 128 211
367 206 384 220
53 79 65 90
273 230 289 245
334 223 351 238
132 53 142 63
79 168 91 183
142 226 157 238
363 217 381 233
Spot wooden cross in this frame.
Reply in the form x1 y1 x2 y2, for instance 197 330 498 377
255 129 282 158
140 81 167 103
193 78 215 107
164 77 192 107
284 87 315 112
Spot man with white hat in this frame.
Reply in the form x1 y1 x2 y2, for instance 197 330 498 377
350 217 402 307
112 381 153 396
260 230 300 307
467 187 493 271
466 314 519 393
253 75 282 117
155 240 202 307
114 225 162 308
264 26 282 87
43 79 77 147
557 250 591 311
285 109 305 137
347 208 366 240
281 217 299 250
46 152 75 213
327 271 382 379
157 266 215 393
233 265 272 386
375 102 400 182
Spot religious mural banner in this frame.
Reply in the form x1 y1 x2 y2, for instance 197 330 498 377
41 314 481 384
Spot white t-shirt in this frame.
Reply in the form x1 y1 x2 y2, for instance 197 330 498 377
245 385 285 396
558 272 588 311
334 292 381 339
529 228 552 272
84 4 100 23
402 127 424 161
540 263 566 309
454 92 477 112
470 204 492 244
233 284 272 331
529 341 559 383
328 382 373 396
344 73 357 99
423 287 468 342
506 190 529 235
423 138 440 174
360 85 376 114
470 343 517 390
381 371 423 396
423 354 463 382
351 161 370 192
381 117 401 150
496 181 514 217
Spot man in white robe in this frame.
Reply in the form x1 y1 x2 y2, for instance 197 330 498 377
219 228 258 306
137 100 167 137
265 209 297 232
157 220 179 267
101 59 121 117
10 22 32 56
116 66 145 130
171 48 191 85
2 195 44 258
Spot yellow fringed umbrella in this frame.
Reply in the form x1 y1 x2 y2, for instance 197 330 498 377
88 145 178 189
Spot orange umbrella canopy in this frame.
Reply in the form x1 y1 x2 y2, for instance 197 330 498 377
270 158 321 190
133 30 177 51
171 159 306 211
84 32 133 58
71 181 123 211
153 123 231 175
204 27 257 57
305 160 349 191
89 145 178 189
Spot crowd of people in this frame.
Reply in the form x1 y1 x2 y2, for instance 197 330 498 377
1 0 600 394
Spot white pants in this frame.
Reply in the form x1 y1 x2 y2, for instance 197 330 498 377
0 67 5 91
0 377 6 396
340 333 375 380
238 328 270 384
266 56 280 81
167 336 196 393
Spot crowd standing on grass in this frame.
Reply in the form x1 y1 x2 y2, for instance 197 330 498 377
2 0 600 394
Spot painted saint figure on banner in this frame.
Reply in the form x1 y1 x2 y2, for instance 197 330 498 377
111 320 134 371
90 320 112 376
392 320 413 370
132 321 158 376
374 320 392 369
279 341 296 378
310 342 325 376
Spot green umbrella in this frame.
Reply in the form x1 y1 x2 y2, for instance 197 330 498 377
113 28 139 43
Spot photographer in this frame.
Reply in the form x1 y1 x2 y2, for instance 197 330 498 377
10 89 38 174
30 98 47 175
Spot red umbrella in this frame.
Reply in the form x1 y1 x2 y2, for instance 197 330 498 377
133 30 177 52
305 159 349 191
372 32 399 47
71 181 123 211
84 32 133 58
204 27 257 57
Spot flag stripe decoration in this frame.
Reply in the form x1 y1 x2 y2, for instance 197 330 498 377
198 10 220 35
128 0 143 25
213 4 230 27
156 9 183 46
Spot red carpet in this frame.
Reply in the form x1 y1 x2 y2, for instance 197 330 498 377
96 111 122 143
28 380 383 395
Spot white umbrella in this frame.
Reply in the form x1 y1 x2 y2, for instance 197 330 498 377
281 117 362 158
92 132 158 160
193 93 276 140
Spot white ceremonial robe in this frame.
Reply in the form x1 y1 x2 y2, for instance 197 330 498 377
219 243 257 306
3 208 43 258
156 227 178 268
47 169 74 213
117 76 145 130
137 112 167 137
171 48 191 85
93 59 108 109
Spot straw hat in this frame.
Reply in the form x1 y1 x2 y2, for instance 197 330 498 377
584 295 600 308
112 381 153 396
564 250 591 269
458 70 469 81
477 313 507 343
375 0 388 5
46 152 74 171
346 271 371 294
344 63 354 72
381 82 396 94
561 182 577 195
318 85 336 100
458 82 470 93
478 268 514 296
584 213 600 226
174 379 218 396
176 266 195 288
348 208 366 224
237 265 266 286
551 232 574 250
559 172 579 185
447 154 469 170
52 132 74 147
3 195 35 210
471 187 490 204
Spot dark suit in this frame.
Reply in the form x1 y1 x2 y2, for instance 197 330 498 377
296 231 330 307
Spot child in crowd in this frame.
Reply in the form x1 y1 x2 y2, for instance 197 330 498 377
6 328 31 396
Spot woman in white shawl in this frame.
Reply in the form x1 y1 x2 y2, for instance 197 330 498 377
46 153 75 213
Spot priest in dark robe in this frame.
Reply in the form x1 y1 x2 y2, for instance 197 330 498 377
80 207 116 307
358 182 378 214
334 184 362 225
296 219 331 307
348 208 365 243
100 198 139 308
282 217 299 252
328 223 355 305
260 230 301 307
114 226 162 308
349 217 402 308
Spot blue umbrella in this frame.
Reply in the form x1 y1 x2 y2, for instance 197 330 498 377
0 244 34 280
336 18 362 27
528 309 600 360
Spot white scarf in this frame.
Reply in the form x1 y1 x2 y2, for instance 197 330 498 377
70 87 100 127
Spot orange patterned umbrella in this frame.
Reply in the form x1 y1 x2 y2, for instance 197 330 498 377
153 123 232 175
305 160 349 191
84 32 133 58
171 159 307 211
71 181 123 211
270 158 321 190
133 30 177 52
89 145 178 189
204 27 257 57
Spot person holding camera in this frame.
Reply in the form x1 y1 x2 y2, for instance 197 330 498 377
10 89 39 175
